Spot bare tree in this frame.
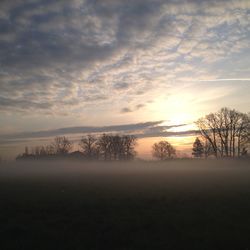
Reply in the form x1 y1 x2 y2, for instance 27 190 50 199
202 138 214 158
79 134 99 159
97 134 137 161
196 114 219 157
152 141 176 160
196 108 250 158
97 134 112 160
122 135 137 160
236 112 249 157
24 146 29 156
45 145 56 155
52 136 72 155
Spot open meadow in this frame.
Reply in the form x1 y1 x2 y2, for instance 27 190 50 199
1 159 250 250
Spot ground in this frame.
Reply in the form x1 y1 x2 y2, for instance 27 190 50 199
0 159 250 250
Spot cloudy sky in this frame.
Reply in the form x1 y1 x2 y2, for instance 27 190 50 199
0 0 250 158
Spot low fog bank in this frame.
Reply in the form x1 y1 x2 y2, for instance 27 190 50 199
1 159 250 250
1 159 250 176
1 159 250 196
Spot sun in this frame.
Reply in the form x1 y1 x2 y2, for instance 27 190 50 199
151 93 198 124
169 113 192 125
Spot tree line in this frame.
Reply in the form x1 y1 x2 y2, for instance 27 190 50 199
193 107 249 158
16 134 137 161
16 107 249 161
144 107 249 160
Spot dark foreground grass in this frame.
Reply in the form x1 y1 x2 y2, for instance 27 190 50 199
0 159 250 250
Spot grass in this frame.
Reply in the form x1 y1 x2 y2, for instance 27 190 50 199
0 159 250 250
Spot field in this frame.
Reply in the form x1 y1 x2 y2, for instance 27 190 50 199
1 159 250 250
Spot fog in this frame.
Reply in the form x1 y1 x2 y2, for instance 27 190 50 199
1 159 250 197
1 159 250 250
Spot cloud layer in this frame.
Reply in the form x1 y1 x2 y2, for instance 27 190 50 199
0 0 249 117
0 120 195 143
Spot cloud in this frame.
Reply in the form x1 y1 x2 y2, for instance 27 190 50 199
120 107 133 113
135 129 199 139
113 82 130 90
120 103 146 114
135 104 145 110
0 120 197 143
0 96 53 111
0 0 249 118
197 78 250 82
0 121 164 140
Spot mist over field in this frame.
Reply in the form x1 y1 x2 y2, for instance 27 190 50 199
1 160 250 192
1 159 250 250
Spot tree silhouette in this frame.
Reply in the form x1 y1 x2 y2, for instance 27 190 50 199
122 135 137 160
202 138 214 158
97 134 112 160
16 134 137 161
196 107 249 158
152 141 176 160
192 137 204 158
52 136 72 155
97 134 137 160
79 134 99 159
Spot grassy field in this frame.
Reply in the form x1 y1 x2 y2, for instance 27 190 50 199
0 159 250 250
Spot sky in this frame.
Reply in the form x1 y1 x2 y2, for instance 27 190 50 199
0 0 250 159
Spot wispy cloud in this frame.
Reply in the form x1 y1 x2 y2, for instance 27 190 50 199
120 107 133 113
197 79 250 82
0 121 195 142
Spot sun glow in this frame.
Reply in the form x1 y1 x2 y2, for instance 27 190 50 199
152 93 199 127
137 135 196 159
